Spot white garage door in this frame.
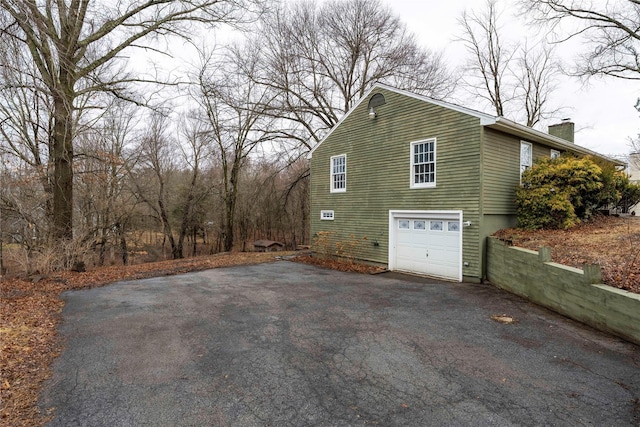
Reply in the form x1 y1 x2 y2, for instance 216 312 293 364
390 211 462 281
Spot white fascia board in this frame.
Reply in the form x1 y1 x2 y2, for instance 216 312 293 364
487 117 624 166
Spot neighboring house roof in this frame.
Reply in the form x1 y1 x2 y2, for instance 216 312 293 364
307 83 624 166
253 240 283 248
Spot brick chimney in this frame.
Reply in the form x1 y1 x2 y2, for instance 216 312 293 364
548 119 574 143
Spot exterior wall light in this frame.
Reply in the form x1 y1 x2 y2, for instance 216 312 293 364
367 93 385 119
463 221 472 227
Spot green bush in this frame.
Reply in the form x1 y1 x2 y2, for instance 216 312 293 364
589 155 622 209
516 155 604 230
516 184 577 230
591 155 640 214
616 176 640 213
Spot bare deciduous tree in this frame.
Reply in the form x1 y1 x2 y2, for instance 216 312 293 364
0 28 53 223
74 100 139 265
195 43 281 252
132 112 181 259
515 42 560 127
254 0 455 149
458 0 561 126
521 0 640 80
175 112 211 258
0 0 262 243
458 0 513 117
230 156 309 251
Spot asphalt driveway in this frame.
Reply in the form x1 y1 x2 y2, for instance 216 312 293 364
40 261 640 426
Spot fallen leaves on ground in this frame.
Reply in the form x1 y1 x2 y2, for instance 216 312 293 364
493 216 640 294
293 255 386 274
0 251 296 427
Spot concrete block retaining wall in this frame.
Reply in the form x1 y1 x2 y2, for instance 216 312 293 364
486 237 640 346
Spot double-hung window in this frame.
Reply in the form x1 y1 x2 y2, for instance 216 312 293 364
330 154 346 192
410 138 436 188
520 141 532 180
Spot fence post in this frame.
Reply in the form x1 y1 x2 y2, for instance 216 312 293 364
583 264 602 285
539 246 552 263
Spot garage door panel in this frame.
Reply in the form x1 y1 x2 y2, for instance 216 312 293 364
392 214 461 281
396 244 425 258
426 234 458 248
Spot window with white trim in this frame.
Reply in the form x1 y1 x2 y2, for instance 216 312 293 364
520 141 532 179
320 210 334 220
410 138 436 188
550 149 560 159
330 154 346 192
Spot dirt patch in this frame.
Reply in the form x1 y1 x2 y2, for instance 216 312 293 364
493 216 640 294
0 251 296 427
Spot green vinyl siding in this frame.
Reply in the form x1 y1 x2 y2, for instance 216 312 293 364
310 88 483 280
479 129 564 278
532 143 553 161
481 128 565 215
481 128 521 215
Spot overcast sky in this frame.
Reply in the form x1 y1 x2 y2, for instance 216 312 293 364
380 0 640 157
151 0 640 158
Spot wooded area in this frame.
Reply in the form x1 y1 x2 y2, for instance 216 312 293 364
1 0 638 275
0 0 456 274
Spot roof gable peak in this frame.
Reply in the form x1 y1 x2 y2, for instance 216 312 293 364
307 83 496 158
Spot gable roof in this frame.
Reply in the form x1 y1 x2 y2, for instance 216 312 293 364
307 83 623 166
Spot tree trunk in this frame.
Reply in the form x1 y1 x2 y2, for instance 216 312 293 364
177 169 198 259
223 201 234 252
158 197 179 259
116 222 128 266
98 235 107 266
51 94 75 242
192 227 198 256
223 162 240 252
